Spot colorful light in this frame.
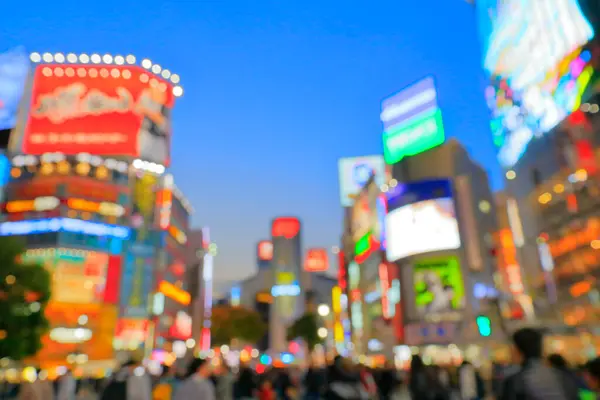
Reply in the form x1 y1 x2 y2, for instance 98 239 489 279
0 218 130 239
158 281 191 305
272 217 300 238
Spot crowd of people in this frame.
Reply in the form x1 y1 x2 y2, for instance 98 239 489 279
4 327 600 399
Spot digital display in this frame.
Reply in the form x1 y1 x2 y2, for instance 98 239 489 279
381 77 445 164
0 48 29 130
413 257 465 318
477 0 597 167
272 217 300 238
20 64 174 165
304 248 329 272
0 217 130 239
386 198 460 261
337 155 385 207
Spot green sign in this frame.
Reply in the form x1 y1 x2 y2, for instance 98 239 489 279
382 108 445 164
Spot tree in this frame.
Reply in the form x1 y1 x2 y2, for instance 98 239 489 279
211 305 267 346
0 237 51 360
287 312 322 351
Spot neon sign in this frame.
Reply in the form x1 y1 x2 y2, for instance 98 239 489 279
0 217 130 238
258 240 273 261
304 248 329 272
158 280 191 305
271 284 301 297
272 217 300 239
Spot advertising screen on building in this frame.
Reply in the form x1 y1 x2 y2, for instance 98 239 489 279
477 0 598 168
0 48 29 131
413 257 465 318
381 77 445 164
338 155 385 207
19 64 174 165
258 240 273 261
304 248 329 272
385 178 459 261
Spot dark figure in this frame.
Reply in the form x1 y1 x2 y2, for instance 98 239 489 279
500 328 579 400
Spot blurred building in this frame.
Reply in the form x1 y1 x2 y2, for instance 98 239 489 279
0 51 189 370
475 0 600 357
232 217 337 357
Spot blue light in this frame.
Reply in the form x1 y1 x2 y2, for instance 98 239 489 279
280 352 294 364
271 284 301 297
0 218 131 239
260 354 272 365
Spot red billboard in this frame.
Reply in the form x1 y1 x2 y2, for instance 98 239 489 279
272 217 300 239
304 248 329 272
21 65 174 165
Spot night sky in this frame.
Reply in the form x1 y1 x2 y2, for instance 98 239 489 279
1 0 501 285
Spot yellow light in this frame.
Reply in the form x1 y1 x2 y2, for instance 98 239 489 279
159 281 191 305
10 168 21 178
553 183 565 194
95 165 109 180
76 162 90 176
334 322 344 343
6 200 35 213
506 170 516 180
538 192 552 204
591 240 600 250
575 169 588 181
57 160 70 174
332 286 342 314
40 162 54 176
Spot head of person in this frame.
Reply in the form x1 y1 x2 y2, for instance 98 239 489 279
411 355 424 372
584 358 600 392
547 354 568 370
186 358 210 379
511 328 543 363
122 359 138 373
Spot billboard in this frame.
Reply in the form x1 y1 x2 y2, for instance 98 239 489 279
477 0 598 168
338 155 385 207
386 179 460 261
0 48 30 130
20 64 174 165
257 240 273 261
413 257 465 319
381 77 445 164
120 244 154 318
304 248 329 272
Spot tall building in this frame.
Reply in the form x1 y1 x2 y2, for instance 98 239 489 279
0 51 188 369
475 0 600 355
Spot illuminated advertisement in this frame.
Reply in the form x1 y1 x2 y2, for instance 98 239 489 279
22 248 109 304
351 180 385 263
477 0 598 168
257 240 273 261
0 217 130 238
386 179 460 261
20 64 174 165
304 248 329 272
381 77 445 164
413 257 465 319
272 217 300 239
120 245 154 318
114 318 149 348
337 155 385 207
33 303 117 364
0 47 29 130
169 311 192 340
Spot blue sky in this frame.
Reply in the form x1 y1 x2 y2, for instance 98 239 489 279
2 0 500 283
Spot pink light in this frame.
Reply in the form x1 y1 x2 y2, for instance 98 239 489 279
201 327 211 351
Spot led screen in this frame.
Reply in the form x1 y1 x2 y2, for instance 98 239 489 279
381 77 445 164
337 155 385 207
477 0 598 168
20 64 174 165
413 257 465 318
386 198 460 261
0 48 29 130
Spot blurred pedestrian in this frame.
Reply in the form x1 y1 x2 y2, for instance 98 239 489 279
458 361 484 400
215 364 234 400
56 369 76 400
257 379 277 400
376 361 401 400
324 357 367 400
19 369 53 400
583 357 600 396
547 354 587 390
236 362 257 400
500 328 578 400
303 361 326 400
152 365 179 400
173 358 215 400
101 358 152 400
408 355 428 399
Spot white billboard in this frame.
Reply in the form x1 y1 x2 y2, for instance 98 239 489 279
338 155 386 207
385 198 461 261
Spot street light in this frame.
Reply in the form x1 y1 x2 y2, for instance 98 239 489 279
318 327 328 339
317 304 330 317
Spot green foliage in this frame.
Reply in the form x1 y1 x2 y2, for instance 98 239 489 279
287 312 322 351
0 237 51 360
211 305 267 346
